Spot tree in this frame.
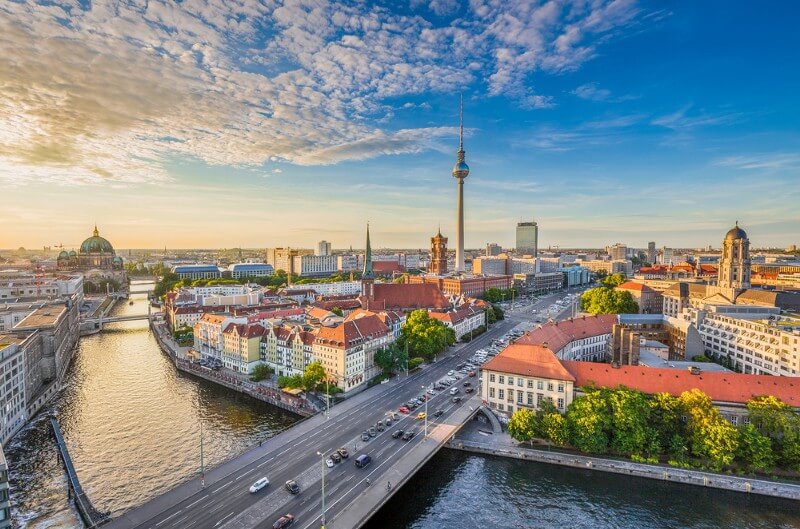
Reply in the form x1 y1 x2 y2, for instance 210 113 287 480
540 412 569 447
250 364 274 382
566 388 613 453
330 307 343 317
302 361 327 391
679 389 739 470
486 306 497 325
580 287 638 315
278 374 304 389
154 272 181 298
648 392 685 455
736 423 774 472
398 310 455 361
747 395 800 471
374 343 409 375
508 408 537 444
602 273 627 288
608 387 654 456
408 357 425 370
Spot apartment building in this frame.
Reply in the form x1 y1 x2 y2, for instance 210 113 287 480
221 322 264 373
516 314 616 363
428 302 486 340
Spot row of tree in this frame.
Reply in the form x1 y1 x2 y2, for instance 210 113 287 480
396 310 455 362
482 287 518 303
508 387 800 473
276 361 330 392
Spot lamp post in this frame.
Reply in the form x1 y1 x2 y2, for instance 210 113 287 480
422 385 429 437
316 451 326 528
325 378 330 420
199 413 205 489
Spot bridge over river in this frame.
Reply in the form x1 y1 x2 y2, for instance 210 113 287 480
103 319 515 529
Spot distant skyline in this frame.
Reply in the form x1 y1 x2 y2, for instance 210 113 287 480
1 1 798 249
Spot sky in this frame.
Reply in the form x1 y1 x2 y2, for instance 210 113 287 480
1 0 799 251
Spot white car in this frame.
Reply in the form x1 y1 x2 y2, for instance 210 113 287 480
447 370 454 376
326 458 334 468
249 477 270 493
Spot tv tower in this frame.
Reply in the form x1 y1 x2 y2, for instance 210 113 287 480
452 94 470 272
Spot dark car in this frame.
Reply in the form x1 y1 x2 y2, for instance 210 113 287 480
285 480 300 494
361 431 370 442
433 409 444 417
273 514 295 529
465 387 474 394
368 427 377 437
463 381 472 387
452 396 462 404
402 431 415 441
376 420 385 432
337 447 349 459
391 429 404 439
330 452 342 463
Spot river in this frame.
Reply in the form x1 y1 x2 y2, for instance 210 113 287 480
6 281 800 528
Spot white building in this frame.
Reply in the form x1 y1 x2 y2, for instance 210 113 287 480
0 337 27 445
576 259 633 276
302 281 362 297
428 303 486 341
172 264 222 280
316 241 332 256
516 314 617 362
337 254 364 272
228 263 273 279
292 254 338 277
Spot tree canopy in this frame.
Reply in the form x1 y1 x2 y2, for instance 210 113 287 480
580 287 638 315
397 310 455 361
374 343 409 375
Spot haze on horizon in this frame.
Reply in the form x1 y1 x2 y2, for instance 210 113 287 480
1 1 798 251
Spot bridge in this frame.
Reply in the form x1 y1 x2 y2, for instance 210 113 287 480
105 319 517 529
51 418 111 528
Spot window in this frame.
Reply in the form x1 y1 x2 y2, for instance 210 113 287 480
498 389 505 399
557 383 564 393
498 403 504 411
537 393 543 405
537 380 543 390
527 393 534 405
557 398 564 409
547 382 554 392
517 378 524 387
517 391 523 404
499 375 505 384
489 373 496 382
507 376 514 385
489 387 495 398
527 379 534 388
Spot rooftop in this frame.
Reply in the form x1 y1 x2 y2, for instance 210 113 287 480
15 305 66 329
483 343 576 381
562 361 799 407
516 314 616 353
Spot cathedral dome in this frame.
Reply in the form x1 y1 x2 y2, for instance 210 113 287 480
80 226 115 254
57 250 69 260
724 223 747 241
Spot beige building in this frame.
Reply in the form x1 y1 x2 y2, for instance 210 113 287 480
481 343 576 416
221 322 264 373
616 281 663 314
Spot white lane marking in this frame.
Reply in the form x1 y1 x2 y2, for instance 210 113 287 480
214 511 236 527
154 510 181 526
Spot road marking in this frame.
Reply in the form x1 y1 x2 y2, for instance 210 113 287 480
154 510 181 526
214 511 236 527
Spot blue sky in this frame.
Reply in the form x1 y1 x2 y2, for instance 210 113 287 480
1 1 798 250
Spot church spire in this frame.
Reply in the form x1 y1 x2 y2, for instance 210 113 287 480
93 224 99 237
362 223 374 279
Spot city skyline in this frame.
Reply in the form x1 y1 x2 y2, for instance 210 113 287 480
2 1 799 249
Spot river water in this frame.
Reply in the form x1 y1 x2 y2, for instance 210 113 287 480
6 281 800 528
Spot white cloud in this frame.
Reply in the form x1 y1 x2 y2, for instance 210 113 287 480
0 0 647 185
714 153 800 171
573 83 612 101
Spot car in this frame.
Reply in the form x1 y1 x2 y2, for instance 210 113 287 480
285 480 300 494
468 371 476 377
355 454 372 468
337 447 349 459
417 412 427 420
376 421 385 432
385 417 392 426
361 431 370 441
249 477 270 493
433 409 444 417
272 514 295 529
392 429 404 439
449 387 459 395
452 396 462 404
465 387 474 394
463 381 472 387
427 388 436 395
402 431 415 441
368 427 377 437
399 406 410 414
326 458 334 468
386 411 398 419
330 452 342 463
447 370 454 376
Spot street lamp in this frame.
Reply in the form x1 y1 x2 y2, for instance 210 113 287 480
422 384 429 437
316 451 326 528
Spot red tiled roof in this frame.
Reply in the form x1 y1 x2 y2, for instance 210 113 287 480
483 344 576 381
313 299 363 311
368 283 450 311
223 323 264 338
372 261 405 274
562 361 800 407
617 281 648 292
516 314 616 354
315 313 389 349
428 303 482 324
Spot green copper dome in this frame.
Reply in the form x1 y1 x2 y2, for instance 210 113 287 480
80 225 115 254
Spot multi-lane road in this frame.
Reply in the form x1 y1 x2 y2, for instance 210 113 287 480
109 318 519 529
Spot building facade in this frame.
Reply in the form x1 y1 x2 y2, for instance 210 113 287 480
428 302 486 340
292 254 337 277
228 263 273 279
429 230 448 275
515 221 538 257
172 265 222 280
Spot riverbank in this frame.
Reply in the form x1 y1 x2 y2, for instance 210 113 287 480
150 320 316 417
447 431 800 501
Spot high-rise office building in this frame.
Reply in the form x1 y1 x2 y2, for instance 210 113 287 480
485 243 502 256
316 240 331 256
609 243 628 261
647 241 656 264
515 221 538 257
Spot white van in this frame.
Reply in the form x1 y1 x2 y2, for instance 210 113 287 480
449 387 460 395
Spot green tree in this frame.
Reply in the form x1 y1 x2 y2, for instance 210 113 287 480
747 395 800 471
539 409 569 446
154 272 181 298
250 364 274 382
508 408 537 444
602 273 627 288
566 388 613 453
302 361 327 391
374 343 409 375
408 357 425 370
398 310 455 362
679 389 739 470
330 307 343 317
277 374 304 389
608 387 654 456
736 423 775 472
648 392 685 455
486 306 497 325
580 287 639 315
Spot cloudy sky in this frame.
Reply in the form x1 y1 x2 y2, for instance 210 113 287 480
1 0 798 250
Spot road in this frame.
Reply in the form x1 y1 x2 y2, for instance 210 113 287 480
113 319 519 529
